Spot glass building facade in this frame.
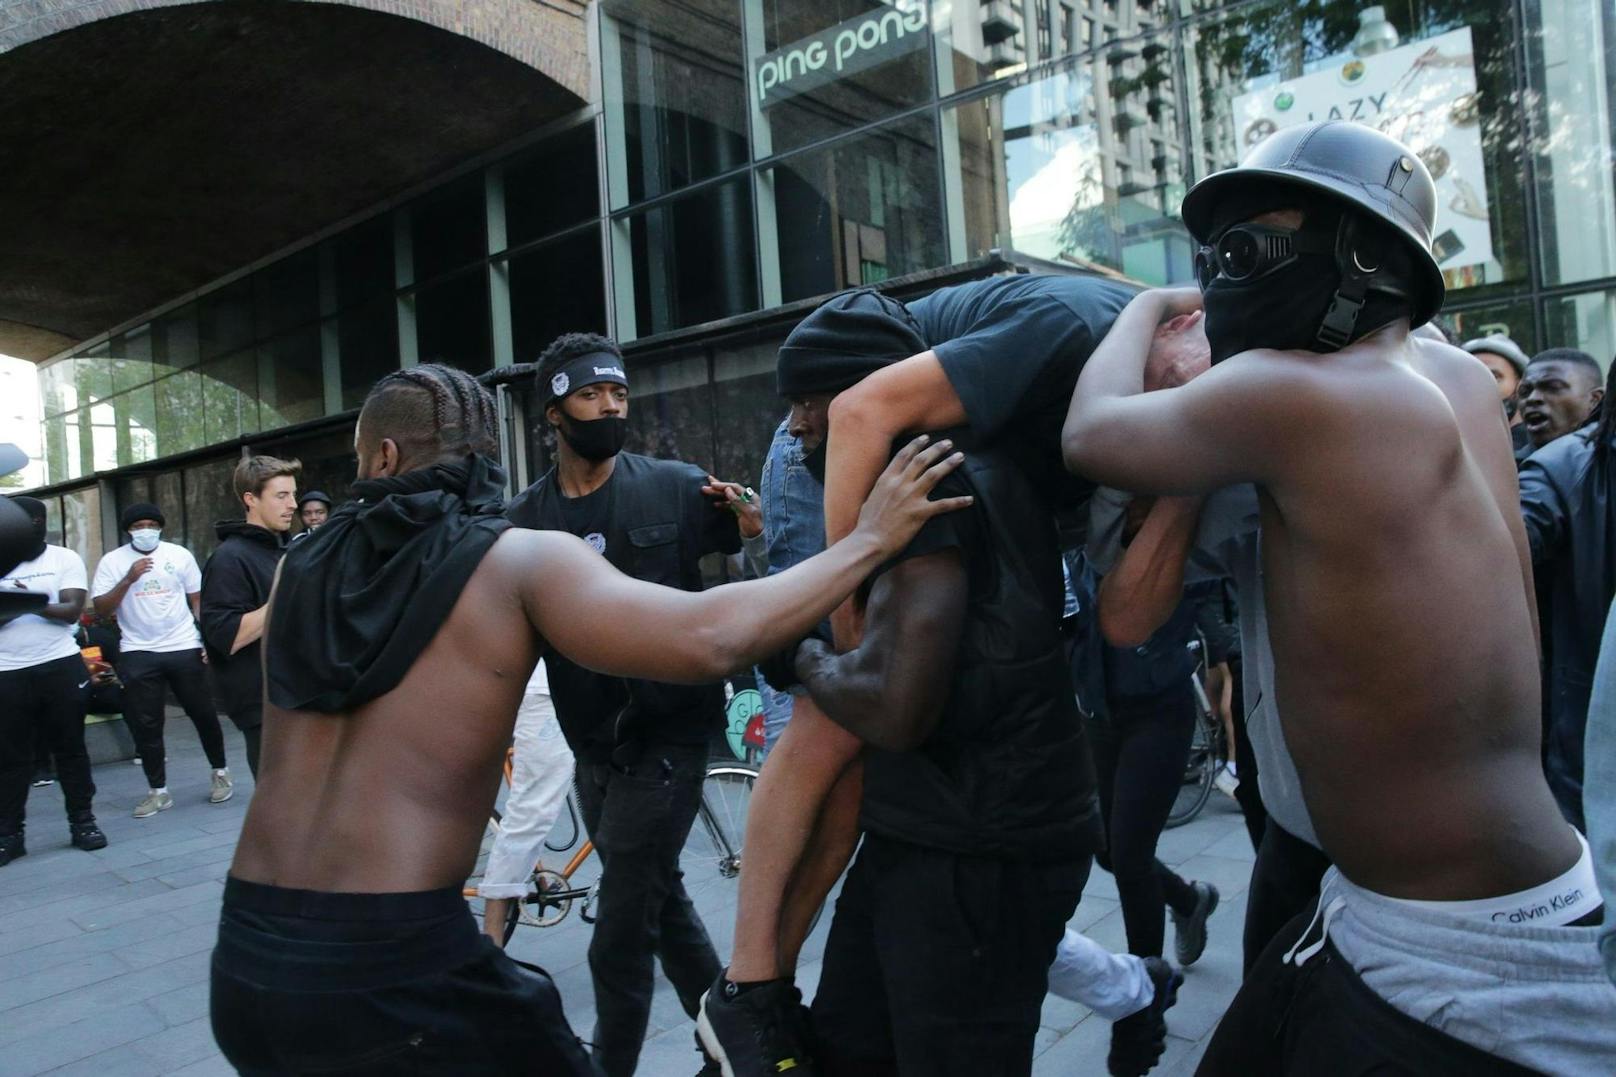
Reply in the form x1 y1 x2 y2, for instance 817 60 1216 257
26 0 1616 572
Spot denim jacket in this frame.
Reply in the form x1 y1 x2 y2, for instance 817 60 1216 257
754 419 827 739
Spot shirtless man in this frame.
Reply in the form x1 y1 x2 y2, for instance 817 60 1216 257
1064 120 1614 1073
208 364 969 1075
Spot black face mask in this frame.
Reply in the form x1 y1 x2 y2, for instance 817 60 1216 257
558 414 628 462
801 440 827 484
1201 253 1341 365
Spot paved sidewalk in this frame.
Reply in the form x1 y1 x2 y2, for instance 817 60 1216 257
0 720 1255 1076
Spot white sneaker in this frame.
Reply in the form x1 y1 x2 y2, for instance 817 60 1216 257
1214 762 1240 798
209 771 234 804
133 791 174 818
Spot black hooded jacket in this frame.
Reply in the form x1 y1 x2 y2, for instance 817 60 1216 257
200 521 285 730
1518 424 1616 830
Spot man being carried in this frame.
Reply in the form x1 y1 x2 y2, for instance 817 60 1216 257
208 364 966 1074
1064 120 1615 1072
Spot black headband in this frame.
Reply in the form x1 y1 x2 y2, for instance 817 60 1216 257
544 351 628 407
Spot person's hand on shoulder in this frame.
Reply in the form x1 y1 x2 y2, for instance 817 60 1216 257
852 435 972 558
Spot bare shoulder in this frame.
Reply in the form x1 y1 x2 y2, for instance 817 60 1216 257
483 526 595 578
1410 337 1497 408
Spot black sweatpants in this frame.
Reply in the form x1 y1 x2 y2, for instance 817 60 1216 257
575 742 720 1077
0 654 97 836
1200 906 1538 1076
1088 687 1201 958
811 833 1090 1076
119 647 226 787
1242 820 1332 975
211 878 597 1075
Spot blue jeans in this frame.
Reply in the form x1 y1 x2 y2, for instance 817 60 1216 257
755 419 827 753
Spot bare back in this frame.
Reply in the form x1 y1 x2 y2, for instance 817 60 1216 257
231 536 543 892
1256 334 1575 898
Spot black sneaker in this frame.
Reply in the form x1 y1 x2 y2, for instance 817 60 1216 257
69 817 108 851
693 1030 722 1076
0 832 25 867
1170 881 1219 967
696 973 817 1076
1108 957 1183 1077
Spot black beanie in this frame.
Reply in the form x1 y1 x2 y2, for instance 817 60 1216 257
120 502 165 531
9 495 46 523
777 289 926 398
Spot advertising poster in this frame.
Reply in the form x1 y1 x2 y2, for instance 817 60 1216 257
1232 27 1495 284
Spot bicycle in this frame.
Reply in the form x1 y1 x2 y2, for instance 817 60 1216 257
1164 640 1229 830
465 749 762 944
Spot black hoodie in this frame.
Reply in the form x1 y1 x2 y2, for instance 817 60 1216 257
200 521 286 730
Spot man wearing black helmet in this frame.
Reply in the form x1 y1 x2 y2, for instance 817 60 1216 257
1066 120 1616 1071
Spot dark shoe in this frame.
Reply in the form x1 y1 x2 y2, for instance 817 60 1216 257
70 817 108 851
0 832 25 867
1108 957 1183 1077
693 1030 722 1075
696 973 817 1076
1171 881 1219 967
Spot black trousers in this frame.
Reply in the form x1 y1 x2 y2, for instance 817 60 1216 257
211 878 597 1075
575 742 720 1077
1200 906 1537 1076
241 725 262 779
0 654 97 836
1226 658 1267 851
119 648 227 787
1088 687 1200 958
812 833 1090 1076
1242 821 1332 975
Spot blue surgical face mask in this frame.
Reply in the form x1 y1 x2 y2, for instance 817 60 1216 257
129 528 161 553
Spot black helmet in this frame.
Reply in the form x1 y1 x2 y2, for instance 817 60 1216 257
1182 120 1444 330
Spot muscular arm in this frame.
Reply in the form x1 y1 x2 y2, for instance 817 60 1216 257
93 576 137 618
40 587 87 625
1097 498 1205 647
520 437 970 683
794 551 967 751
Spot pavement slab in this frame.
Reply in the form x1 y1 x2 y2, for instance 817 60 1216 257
3 719 1259 1075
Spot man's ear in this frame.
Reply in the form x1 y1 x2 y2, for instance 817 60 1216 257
1164 311 1204 333
375 438 402 478
1592 386 1606 408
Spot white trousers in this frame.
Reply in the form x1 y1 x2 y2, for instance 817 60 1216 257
1047 927 1154 1020
477 691 576 899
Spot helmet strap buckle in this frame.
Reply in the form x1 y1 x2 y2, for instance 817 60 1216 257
1316 213 1384 351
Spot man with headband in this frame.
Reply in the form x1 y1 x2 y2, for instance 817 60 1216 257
504 333 760 1076
1065 120 1615 1072
211 363 967 1073
0 495 107 865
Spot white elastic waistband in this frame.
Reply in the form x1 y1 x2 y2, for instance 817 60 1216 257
1354 829 1599 928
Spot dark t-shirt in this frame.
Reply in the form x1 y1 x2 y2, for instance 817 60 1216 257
908 274 1135 540
505 452 742 760
200 523 285 729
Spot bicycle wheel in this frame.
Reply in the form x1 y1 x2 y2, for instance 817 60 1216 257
687 764 757 882
1165 705 1218 829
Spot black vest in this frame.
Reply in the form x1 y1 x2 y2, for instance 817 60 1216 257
859 449 1103 862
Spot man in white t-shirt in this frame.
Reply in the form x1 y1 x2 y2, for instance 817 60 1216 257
93 502 232 818
0 496 107 865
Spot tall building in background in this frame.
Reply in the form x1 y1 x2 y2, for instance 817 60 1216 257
4 0 1613 574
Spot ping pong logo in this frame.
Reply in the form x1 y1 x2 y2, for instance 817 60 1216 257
755 5 926 105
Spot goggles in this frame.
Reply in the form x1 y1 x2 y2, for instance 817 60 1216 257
1194 223 1334 290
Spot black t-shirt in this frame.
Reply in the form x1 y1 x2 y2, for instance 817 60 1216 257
505 452 742 760
908 274 1135 539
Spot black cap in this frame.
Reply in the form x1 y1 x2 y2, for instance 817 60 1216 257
8 495 45 523
777 289 926 398
120 503 165 531
299 490 332 509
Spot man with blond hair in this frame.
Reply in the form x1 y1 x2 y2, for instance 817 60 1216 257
200 455 301 777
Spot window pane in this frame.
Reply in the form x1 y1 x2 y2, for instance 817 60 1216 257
625 178 759 335
182 456 238 562
1184 1 1527 296
41 359 75 417
410 178 486 285
1529 0 1616 285
505 125 601 247
331 216 395 311
61 486 103 570
259 326 326 429
711 337 788 489
623 349 714 464
337 300 400 411
154 303 201 375
43 495 63 547
113 385 159 467
156 371 206 457
949 58 1191 283
75 343 113 408
767 114 945 302
936 0 1028 94
509 230 608 365
254 248 321 338
109 326 153 394
602 1 748 208
1543 288 1616 369
1445 297 1538 355
88 401 118 473
752 0 934 155
414 270 493 375
44 414 70 484
61 413 84 482
202 350 260 446
201 277 256 361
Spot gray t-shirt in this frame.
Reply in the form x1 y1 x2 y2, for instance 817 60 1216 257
1087 485 1320 849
